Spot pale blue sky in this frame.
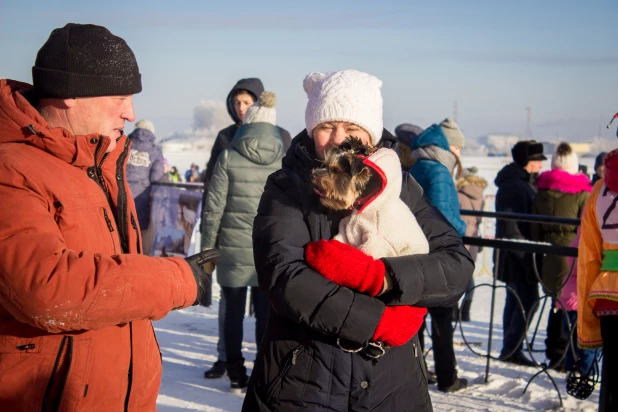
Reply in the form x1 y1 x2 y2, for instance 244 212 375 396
1 0 617 140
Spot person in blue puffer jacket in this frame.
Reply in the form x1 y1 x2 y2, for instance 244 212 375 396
408 117 468 393
409 119 466 236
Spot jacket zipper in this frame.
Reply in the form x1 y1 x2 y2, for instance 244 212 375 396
103 208 119 254
86 137 134 409
265 346 303 404
116 139 131 253
42 336 74 412
124 322 134 412
130 213 142 254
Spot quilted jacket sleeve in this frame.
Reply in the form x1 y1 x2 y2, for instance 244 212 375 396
381 174 474 307
201 150 230 249
253 173 385 344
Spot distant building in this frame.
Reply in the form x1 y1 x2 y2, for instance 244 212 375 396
477 134 520 156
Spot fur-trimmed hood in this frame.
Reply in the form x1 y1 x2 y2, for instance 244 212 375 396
536 169 592 194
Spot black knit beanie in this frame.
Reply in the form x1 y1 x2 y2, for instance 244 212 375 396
32 23 142 99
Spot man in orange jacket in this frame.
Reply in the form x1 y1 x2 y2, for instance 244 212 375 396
0 23 212 411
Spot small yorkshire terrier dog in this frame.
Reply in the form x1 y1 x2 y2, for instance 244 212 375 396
311 137 380 210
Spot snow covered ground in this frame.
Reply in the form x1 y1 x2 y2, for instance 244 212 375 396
154 275 599 412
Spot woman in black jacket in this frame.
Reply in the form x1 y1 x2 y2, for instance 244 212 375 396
243 70 473 412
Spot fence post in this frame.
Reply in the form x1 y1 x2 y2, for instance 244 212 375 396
485 248 500 383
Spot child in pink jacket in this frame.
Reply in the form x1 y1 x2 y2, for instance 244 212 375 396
559 232 599 375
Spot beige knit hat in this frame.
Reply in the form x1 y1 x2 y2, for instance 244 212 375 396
135 119 155 134
552 142 579 175
243 91 277 126
440 118 465 148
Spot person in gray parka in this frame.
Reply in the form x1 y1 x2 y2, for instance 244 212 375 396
126 119 165 230
201 91 284 390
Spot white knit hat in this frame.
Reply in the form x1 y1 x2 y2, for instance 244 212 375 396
551 142 579 174
439 118 465 148
304 70 383 145
243 91 277 126
135 119 155 134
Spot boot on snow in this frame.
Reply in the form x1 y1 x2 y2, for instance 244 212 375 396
227 358 250 392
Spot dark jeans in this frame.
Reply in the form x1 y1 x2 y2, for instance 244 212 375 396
564 311 599 375
545 304 568 366
221 286 270 364
600 315 618 412
216 293 226 362
422 306 458 388
501 280 539 358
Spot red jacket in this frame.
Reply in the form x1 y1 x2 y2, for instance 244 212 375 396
0 79 198 411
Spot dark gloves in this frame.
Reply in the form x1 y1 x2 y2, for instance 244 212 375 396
305 239 385 297
184 249 220 306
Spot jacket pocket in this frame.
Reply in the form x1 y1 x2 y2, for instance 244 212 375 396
130 212 142 254
42 336 74 412
102 208 119 254
412 342 428 385
265 345 304 405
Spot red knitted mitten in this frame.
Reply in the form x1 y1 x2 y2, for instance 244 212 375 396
305 239 385 296
372 306 428 347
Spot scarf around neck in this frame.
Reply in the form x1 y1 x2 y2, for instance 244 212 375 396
412 145 458 174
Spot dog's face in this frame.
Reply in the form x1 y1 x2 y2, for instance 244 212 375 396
311 137 376 210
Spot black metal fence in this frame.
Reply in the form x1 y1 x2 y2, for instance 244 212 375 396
458 209 592 406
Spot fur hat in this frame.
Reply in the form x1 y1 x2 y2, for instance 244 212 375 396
135 119 155 134
243 91 277 125
551 142 579 175
304 70 383 145
512 140 547 167
33 23 141 98
440 118 465 148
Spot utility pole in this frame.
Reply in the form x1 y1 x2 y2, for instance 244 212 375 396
525 106 532 138
453 101 458 122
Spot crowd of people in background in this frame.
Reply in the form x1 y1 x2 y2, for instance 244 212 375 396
1 21 616 412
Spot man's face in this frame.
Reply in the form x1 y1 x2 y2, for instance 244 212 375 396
66 95 136 153
597 164 606 178
312 121 373 159
233 91 255 121
527 160 544 174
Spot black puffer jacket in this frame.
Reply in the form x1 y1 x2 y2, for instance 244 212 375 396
243 130 473 412
494 162 538 284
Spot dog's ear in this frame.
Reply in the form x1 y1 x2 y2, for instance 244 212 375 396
351 162 370 178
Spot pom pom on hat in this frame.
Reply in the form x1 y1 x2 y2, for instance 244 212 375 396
551 142 579 175
244 91 277 126
304 70 384 145
135 119 155 134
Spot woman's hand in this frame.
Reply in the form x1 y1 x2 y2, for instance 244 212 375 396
305 239 385 297
372 306 427 347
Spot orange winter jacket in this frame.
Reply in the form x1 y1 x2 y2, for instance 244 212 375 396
0 80 198 411
577 180 618 349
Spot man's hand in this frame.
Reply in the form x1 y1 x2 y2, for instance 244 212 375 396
305 239 385 297
184 249 220 306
